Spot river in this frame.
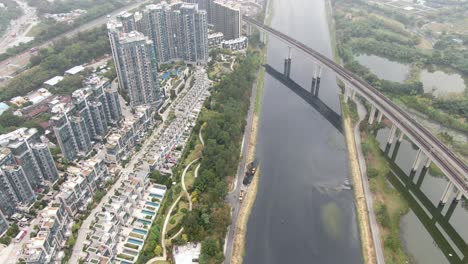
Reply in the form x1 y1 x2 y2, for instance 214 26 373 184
243 0 363 263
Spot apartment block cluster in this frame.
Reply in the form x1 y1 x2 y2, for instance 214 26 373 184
23 202 70 263
107 0 245 108
50 78 123 161
83 175 167 264
108 2 208 108
105 106 155 164
188 0 248 49
0 128 59 232
20 156 112 263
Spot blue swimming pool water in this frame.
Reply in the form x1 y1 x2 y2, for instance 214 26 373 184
133 228 148 235
149 193 163 198
128 238 143 245
142 210 155 216
146 201 160 207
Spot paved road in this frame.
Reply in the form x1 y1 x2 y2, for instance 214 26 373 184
352 98 385 264
69 110 169 263
0 0 151 78
0 0 37 54
181 158 199 212
223 74 258 264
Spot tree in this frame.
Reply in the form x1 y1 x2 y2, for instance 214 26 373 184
154 245 163 256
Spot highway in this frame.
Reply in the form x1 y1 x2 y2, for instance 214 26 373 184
0 0 151 79
244 16 468 196
0 0 38 54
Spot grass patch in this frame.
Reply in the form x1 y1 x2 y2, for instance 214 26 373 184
360 123 411 263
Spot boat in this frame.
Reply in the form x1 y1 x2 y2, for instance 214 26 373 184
243 158 259 185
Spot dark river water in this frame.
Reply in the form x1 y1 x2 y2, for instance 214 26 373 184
244 0 363 263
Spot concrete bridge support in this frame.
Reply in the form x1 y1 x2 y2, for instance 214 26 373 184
455 190 463 202
445 199 458 221
411 149 422 172
368 105 377 124
283 58 291 79
424 157 431 169
311 64 322 96
316 66 322 88
343 83 354 103
311 64 318 95
260 31 267 44
387 124 397 145
343 84 350 103
397 131 405 143
416 169 427 188
391 140 401 161
440 181 454 205
376 111 383 123
283 47 292 79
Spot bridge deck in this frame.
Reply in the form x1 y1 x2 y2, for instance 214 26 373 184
244 16 468 196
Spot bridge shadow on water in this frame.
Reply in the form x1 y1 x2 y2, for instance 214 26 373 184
384 145 468 263
264 63 468 262
264 64 343 133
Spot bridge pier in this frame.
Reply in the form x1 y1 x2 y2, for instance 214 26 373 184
397 131 404 143
445 198 458 221
283 58 291 79
416 169 426 188
343 86 349 103
440 181 454 205
387 124 397 145
260 31 267 44
368 105 377 124
283 47 292 79
316 66 322 89
424 157 431 169
311 64 318 95
376 111 383 123
411 149 423 172
391 140 401 161
455 190 463 202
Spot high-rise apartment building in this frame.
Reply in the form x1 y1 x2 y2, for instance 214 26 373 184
142 3 176 64
0 128 58 190
212 1 241 40
0 165 36 216
119 31 160 107
0 211 8 237
52 81 123 161
31 143 59 183
178 3 209 64
112 1 209 69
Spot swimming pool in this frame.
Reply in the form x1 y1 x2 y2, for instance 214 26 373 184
142 210 155 216
138 219 151 225
132 228 148 235
127 238 143 245
123 249 138 256
146 201 160 207
149 193 163 199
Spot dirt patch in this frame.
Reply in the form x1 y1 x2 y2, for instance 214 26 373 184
343 109 377 264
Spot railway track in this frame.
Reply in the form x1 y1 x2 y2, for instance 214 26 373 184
244 16 468 192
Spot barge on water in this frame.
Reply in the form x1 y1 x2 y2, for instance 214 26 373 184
243 159 259 185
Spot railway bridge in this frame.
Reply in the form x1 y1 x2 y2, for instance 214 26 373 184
244 15 468 204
